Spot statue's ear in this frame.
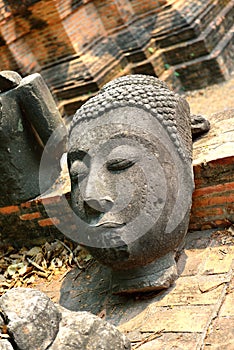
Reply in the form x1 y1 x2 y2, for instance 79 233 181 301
191 114 210 140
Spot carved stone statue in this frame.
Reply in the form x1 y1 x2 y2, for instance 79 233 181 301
68 74 195 293
0 71 65 206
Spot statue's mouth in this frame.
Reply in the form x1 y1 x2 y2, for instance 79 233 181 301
92 222 125 228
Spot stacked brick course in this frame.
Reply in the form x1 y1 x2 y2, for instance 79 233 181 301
0 0 233 115
190 157 234 231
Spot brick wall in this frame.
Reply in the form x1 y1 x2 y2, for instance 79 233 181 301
93 0 133 31
62 2 106 53
0 43 19 71
0 0 169 73
0 0 76 73
0 155 233 248
28 0 76 64
0 197 64 248
129 0 167 15
189 157 234 231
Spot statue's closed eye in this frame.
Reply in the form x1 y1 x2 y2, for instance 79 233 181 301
106 159 136 172
70 160 88 182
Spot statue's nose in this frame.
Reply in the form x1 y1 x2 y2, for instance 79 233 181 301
84 196 113 212
83 174 114 212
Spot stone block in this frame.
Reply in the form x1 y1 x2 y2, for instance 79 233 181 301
131 332 202 350
219 275 234 317
199 246 234 275
178 249 207 276
204 317 234 349
119 305 213 334
152 275 225 307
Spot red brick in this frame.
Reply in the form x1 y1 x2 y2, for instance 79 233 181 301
213 219 231 227
193 182 234 198
192 193 234 208
20 201 32 209
38 217 60 227
0 205 20 215
209 156 234 167
38 196 62 206
20 212 41 221
191 207 224 218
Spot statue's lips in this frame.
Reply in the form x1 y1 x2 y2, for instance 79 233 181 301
91 222 125 228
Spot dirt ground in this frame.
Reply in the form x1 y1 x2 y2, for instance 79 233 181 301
184 72 234 117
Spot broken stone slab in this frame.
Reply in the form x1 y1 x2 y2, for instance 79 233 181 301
0 288 131 350
193 108 234 165
0 71 22 92
50 305 131 350
16 73 65 146
0 288 61 350
0 71 66 206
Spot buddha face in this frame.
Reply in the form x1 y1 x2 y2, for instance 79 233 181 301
68 106 193 269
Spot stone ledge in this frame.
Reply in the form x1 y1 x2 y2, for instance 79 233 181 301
190 109 234 231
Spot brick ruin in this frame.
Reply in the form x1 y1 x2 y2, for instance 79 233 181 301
0 0 233 247
0 0 233 115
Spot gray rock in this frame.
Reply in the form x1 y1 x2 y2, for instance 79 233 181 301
0 288 131 349
0 339 14 350
0 288 61 350
0 70 22 92
191 114 210 139
0 71 66 206
51 305 131 350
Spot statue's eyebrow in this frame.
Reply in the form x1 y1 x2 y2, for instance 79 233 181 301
67 150 90 165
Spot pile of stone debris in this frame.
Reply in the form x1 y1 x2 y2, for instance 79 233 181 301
0 288 131 349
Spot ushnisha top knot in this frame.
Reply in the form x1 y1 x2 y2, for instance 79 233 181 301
70 75 192 161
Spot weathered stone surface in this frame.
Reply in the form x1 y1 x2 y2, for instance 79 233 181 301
17 73 64 146
191 114 210 140
67 74 194 293
219 275 234 317
199 246 234 275
193 109 234 165
0 70 22 92
130 332 202 350
119 305 213 334
204 317 234 349
0 288 61 350
1 0 233 115
0 288 131 350
198 273 232 293
0 339 14 350
151 275 225 307
51 306 131 350
178 249 207 276
0 71 65 206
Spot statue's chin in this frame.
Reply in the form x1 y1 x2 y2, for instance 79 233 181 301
112 252 178 294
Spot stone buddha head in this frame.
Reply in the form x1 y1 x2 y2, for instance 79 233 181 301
68 75 194 293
